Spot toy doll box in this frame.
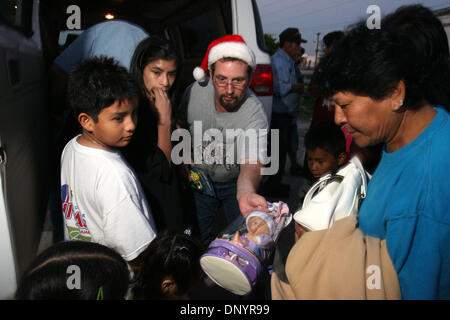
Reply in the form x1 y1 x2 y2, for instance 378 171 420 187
200 238 262 296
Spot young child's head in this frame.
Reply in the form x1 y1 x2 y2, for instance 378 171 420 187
305 121 347 179
15 241 130 300
68 56 140 148
133 231 204 300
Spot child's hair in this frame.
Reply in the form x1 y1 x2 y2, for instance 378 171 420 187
15 241 130 300
304 121 346 157
68 56 140 121
322 31 344 50
133 230 204 300
130 35 179 98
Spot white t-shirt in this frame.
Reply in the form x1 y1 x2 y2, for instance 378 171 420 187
61 136 157 261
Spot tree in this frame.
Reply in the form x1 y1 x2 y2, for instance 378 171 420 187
264 33 278 55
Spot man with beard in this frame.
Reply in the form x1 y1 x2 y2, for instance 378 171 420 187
178 35 270 246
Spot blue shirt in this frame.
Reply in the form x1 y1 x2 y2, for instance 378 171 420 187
271 48 300 114
358 107 450 299
55 20 149 73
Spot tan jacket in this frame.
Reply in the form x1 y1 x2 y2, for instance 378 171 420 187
272 216 401 300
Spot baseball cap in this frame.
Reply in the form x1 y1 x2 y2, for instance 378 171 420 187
279 27 307 44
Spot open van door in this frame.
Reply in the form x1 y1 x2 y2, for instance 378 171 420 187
0 0 49 299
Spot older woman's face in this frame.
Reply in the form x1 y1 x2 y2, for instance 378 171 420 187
333 92 401 148
142 58 177 99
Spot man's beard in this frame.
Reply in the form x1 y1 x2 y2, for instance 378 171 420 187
219 94 241 112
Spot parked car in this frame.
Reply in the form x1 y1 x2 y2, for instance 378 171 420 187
0 0 272 298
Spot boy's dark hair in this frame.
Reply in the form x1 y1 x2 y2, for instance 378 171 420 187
133 230 204 300
15 241 130 300
130 35 179 99
322 31 344 49
304 121 346 158
68 56 140 121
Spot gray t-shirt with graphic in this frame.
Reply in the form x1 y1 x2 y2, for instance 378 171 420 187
179 79 269 182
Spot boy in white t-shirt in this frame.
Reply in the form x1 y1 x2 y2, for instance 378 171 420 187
60 56 157 268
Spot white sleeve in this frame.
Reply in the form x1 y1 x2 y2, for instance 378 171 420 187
103 194 157 261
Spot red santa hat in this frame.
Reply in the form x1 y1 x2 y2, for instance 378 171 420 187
193 34 256 82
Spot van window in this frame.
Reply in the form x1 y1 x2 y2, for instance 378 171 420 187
251 0 268 53
179 2 232 59
180 11 221 59
0 0 33 36
220 1 233 34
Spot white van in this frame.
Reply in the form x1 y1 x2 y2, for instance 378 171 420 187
0 0 49 299
0 0 272 299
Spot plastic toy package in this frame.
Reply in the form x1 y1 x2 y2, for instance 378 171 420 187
189 165 216 198
200 201 291 295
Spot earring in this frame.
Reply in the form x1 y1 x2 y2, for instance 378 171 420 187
394 100 403 110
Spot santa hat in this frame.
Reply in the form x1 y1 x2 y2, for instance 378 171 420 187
193 34 256 82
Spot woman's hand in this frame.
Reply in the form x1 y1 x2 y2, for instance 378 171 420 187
151 88 172 126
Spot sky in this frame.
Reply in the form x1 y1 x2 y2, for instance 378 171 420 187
256 0 450 55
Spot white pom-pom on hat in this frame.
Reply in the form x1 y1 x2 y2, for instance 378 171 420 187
193 66 206 82
192 34 256 82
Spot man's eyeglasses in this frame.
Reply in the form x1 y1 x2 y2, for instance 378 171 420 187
213 75 247 89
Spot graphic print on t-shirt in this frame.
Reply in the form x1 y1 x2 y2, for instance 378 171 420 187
61 184 92 242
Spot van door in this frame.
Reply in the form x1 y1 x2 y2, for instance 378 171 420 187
0 0 49 299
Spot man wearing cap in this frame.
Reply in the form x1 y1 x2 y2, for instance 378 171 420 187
178 35 269 245
261 27 306 197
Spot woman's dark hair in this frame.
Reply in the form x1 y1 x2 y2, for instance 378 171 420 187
304 121 346 158
68 56 140 121
133 230 204 300
15 241 130 300
130 35 179 99
316 23 433 110
382 4 450 109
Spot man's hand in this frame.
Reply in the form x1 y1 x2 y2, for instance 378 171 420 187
237 191 269 218
236 161 266 217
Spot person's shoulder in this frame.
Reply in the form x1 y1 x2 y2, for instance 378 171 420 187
93 20 147 35
429 107 450 152
189 78 212 93
243 92 266 117
183 79 214 106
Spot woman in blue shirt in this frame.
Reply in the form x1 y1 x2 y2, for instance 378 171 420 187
315 7 450 299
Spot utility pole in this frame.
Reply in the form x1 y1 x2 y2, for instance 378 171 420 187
314 32 321 68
